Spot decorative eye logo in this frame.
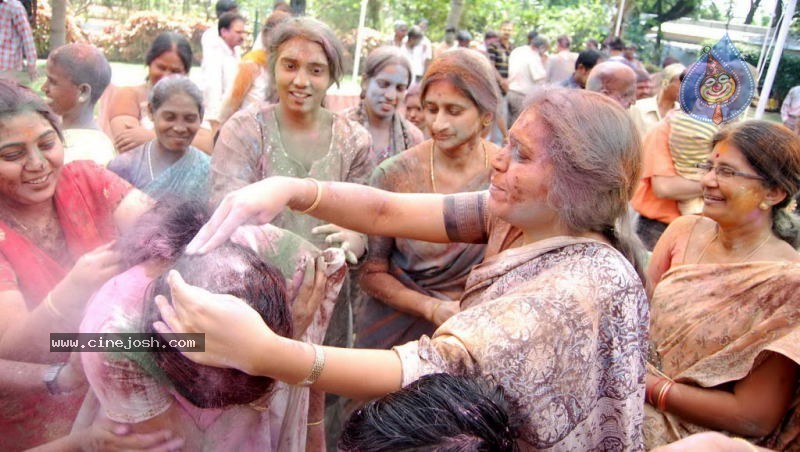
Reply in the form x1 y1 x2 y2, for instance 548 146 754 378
680 34 754 126
700 72 736 104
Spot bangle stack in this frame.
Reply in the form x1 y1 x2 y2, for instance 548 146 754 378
299 178 323 214
647 378 675 412
297 343 325 387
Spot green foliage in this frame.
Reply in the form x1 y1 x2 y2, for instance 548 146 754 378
739 44 800 104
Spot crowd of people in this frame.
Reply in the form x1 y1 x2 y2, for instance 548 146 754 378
0 0 799 450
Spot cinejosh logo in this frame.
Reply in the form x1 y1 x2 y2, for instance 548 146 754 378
50 333 205 352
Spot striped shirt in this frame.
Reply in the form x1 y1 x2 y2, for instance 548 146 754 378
0 0 36 71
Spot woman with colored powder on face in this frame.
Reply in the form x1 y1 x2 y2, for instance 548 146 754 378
343 46 424 164
106 32 214 154
155 88 651 450
357 49 498 349
643 121 800 450
108 76 210 203
0 79 156 450
403 82 429 139
211 17 373 261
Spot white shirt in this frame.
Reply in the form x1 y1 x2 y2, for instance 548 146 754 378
402 37 432 79
201 28 241 123
782 86 800 121
508 45 546 95
546 50 578 85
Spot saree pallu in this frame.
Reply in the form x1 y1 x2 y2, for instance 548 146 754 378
107 144 210 203
645 262 800 450
355 238 485 349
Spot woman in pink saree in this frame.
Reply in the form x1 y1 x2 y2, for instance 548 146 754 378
76 201 346 451
644 120 800 450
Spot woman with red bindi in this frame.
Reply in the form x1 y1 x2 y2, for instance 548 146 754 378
643 120 800 449
356 49 500 349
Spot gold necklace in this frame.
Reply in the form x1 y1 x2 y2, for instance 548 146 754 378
696 227 772 264
430 141 489 193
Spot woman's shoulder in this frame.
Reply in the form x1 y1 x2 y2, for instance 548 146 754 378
108 84 147 118
332 109 369 137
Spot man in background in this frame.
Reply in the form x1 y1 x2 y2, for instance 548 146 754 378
202 11 246 131
561 49 605 89
0 0 36 82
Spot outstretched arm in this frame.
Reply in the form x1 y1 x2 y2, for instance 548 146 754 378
154 270 403 400
188 177 450 254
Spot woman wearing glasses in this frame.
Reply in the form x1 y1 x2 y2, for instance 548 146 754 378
643 120 800 450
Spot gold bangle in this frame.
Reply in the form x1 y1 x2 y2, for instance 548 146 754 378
306 418 324 427
656 380 674 412
299 178 323 215
297 343 325 386
44 293 64 319
733 437 757 452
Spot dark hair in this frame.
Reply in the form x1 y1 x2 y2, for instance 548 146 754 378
218 11 244 34
146 32 192 74
149 75 204 119
214 0 238 18
260 10 291 49
608 37 625 51
557 34 570 49
268 17 345 87
135 200 293 408
484 30 498 40
421 49 499 118
457 30 472 42
575 49 604 71
0 78 62 139
339 373 521 452
48 43 111 105
712 120 800 248
521 88 646 280
407 25 423 40
526 30 538 43
661 55 680 68
362 46 413 91
531 36 549 51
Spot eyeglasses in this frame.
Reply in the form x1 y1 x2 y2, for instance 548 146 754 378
695 162 764 181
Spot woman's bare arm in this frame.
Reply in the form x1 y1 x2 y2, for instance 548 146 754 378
651 353 799 438
188 177 451 255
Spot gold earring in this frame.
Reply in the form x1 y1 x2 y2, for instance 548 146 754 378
759 201 770 211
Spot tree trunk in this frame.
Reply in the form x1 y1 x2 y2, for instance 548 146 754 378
367 0 381 29
49 0 67 52
291 0 306 15
744 0 761 24
445 0 464 31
